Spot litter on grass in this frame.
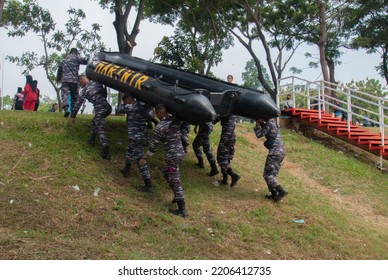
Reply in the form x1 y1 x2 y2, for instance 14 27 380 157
93 187 100 197
212 181 220 187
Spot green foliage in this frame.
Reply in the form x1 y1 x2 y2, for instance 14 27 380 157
215 0 322 97
3 0 105 105
241 59 272 90
147 0 233 75
345 78 388 124
1 95 13 109
344 0 388 84
94 0 145 54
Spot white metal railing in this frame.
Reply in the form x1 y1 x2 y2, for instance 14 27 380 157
277 76 388 168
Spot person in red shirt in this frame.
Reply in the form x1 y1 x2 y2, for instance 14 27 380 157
22 75 37 111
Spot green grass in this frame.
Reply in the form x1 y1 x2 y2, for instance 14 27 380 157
0 110 387 260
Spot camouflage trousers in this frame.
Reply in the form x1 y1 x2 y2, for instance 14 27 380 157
217 136 236 173
61 82 78 116
192 131 215 163
125 140 151 180
181 122 190 152
263 153 285 192
91 107 112 148
163 158 184 201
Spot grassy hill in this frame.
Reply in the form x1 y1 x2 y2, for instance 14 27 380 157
0 110 387 260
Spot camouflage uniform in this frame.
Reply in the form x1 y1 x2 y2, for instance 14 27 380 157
217 115 237 173
118 101 154 181
180 122 191 153
193 122 215 163
56 53 87 114
148 115 185 201
73 81 112 148
254 118 287 200
216 115 240 187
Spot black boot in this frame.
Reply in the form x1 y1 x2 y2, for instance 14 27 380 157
195 157 204 169
207 160 219 176
101 146 111 160
136 178 154 193
218 172 228 185
265 189 278 200
227 167 240 188
63 105 70 118
88 133 97 146
274 186 288 202
170 200 187 218
120 163 131 178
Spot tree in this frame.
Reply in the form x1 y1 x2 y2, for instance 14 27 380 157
241 59 272 91
0 0 4 22
34 94 56 112
1 95 13 109
316 0 329 86
275 1 351 97
346 78 387 124
95 0 146 105
146 0 233 75
344 0 388 85
95 0 145 54
2 0 105 109
305 1 349 94
214 0 312 100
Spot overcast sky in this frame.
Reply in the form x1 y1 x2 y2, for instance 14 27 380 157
0 0 386 108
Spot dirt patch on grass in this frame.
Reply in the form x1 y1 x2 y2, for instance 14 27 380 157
240 132 388 229
283 160 388 228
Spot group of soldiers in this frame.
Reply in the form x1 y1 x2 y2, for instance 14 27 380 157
56 49 288 218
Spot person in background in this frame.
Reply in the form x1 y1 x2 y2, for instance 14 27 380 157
22 75 37 111
284 94 294 109
33 80 40 111
227 74 233 83
13 87 24 110
363 111 372 127
56 48 88 118
254 118 288 202
144 104 187 218
48 103 59 112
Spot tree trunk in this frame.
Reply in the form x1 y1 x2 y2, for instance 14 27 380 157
55 88 62 111
383 45 388 85
0 0 5 22
113 0 145 106
317 0 329 84
317 0 330 113
327 58 337 97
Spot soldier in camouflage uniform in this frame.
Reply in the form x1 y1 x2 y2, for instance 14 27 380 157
180 122 190 153
192 122 219 176
72 75 112 160
145 104 187 218
254 118 288 202
118 93 157 193
216 115 240 187
56 48 88 118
